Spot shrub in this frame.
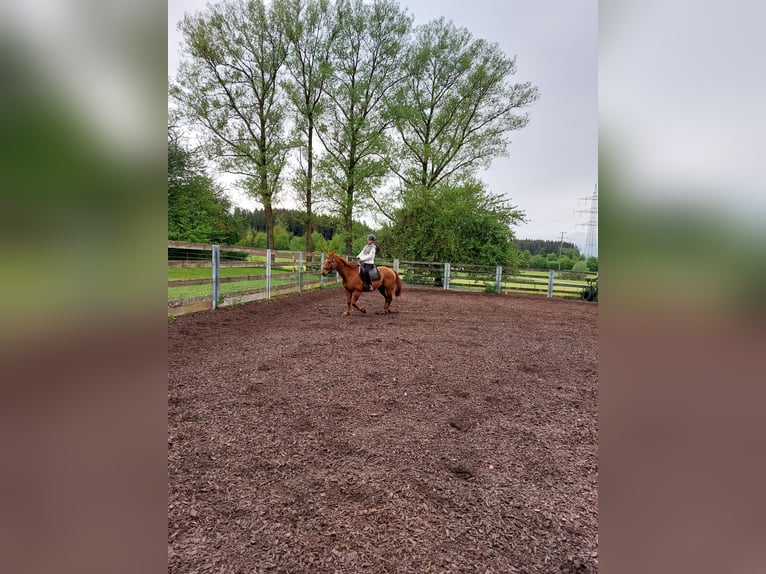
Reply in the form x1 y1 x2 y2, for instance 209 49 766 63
572 260 589 273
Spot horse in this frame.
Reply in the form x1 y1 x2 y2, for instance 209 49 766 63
321 251 402 315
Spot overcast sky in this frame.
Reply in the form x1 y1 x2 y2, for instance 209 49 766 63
168 0 598 253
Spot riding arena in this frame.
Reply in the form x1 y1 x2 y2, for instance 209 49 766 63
168 286 598 573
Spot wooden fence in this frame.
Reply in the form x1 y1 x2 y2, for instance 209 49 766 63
168 241 597 316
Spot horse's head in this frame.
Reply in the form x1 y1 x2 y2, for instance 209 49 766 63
321 252 340 276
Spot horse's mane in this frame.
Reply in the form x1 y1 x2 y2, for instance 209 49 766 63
327 251 355 268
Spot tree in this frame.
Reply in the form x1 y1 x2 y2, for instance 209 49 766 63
572 260 589 273
281 0 338 253
387 17 538 190
316 0 412 255
529 254 548 269
171 0 291 250
518 239 581 258
379 179 525 265
168 133 239 244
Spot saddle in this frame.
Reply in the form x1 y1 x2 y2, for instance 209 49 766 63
359 264 380 282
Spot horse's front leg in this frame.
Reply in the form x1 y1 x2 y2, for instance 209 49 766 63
341 288 354 315
351 289 366 314
382 289 393 313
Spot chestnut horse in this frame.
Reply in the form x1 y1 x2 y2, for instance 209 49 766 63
321 251 402 315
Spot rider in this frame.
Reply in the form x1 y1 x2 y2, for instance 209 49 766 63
357 234 377 291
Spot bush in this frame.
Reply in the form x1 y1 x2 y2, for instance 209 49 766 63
572 260 589 273
289 236 306 252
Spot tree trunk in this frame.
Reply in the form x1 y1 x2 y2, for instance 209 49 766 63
343 189 353 257
305 119 315 253
264 198 274 251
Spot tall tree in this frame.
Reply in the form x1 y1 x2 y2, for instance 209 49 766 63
316 0 411 255
171 0 291 250
280 0 337 253
387 17 539 190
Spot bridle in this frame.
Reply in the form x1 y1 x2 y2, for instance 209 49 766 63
322 255 340 274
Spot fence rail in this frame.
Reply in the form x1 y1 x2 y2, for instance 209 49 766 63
168 241 597 316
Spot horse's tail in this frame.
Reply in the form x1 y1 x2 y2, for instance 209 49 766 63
394 271 402 297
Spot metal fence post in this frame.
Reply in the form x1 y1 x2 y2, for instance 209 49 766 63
266 248 272 299
547 269 554 297
496 265 503 294
297 252 303 294
393 258 399 273
211 245 220 309
444 262 451 289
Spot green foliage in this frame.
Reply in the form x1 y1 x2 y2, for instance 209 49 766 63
529 255 548 269
388 17 539 190
572 260 589 273
233 207 340 240
273 225 292 250
317 0 412 254
171 0 292 249
484 283 498 294
167 136 239 244
280 0 336 254
327 233 348 254
237 229 268 248
168 0 547 263
586 256 599 272
310 231 328 253
289 235 306 252
559 256 574 271
518 239 582 258
380 180 525 265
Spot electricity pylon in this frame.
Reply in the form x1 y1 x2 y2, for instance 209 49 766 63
576 184 598 258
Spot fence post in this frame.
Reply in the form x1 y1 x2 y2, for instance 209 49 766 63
444 262 451 289
320 253 325 287
547 269 555 297
266 248 272 299
297 252 303 294
496 265 503 294
393 258 399 273
211 245 220 309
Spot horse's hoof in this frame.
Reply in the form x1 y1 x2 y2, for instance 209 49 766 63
343 311 350 316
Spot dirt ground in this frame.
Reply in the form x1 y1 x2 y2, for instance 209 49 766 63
168 287 598 573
